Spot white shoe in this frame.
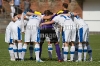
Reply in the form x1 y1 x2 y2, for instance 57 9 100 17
68 60 73 62
75 60 82 62
64 59 67 62
10 58 15 61
36 59 44 62
88 58 92 61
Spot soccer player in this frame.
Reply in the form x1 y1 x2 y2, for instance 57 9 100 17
21 12 44 62
11 10 24 61
40 10 62 61
86 24 92 61
5 21 15 61
74 15 89 62
45 3 70 59
22 8 35 60
9 0 15 18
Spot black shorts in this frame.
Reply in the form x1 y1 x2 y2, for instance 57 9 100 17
40 28 58 43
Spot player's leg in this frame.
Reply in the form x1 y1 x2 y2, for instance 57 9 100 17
17 27 23 60
69 28 76 61
39 29 45 58
74 43 78 61
22 29 31 60
46 37 53 59
61 42 64 59
77 27 83 62
8 37 15 61
8 43 15 61
61 28 64 59
22 42 28 60
87 42 92 61
32 28 43 62
5 28 15 61
83 42 87 61
12 32 18 60
13 40 18 60
63 29 71 61
56 28 62 59
49 29 62 62
86 28 92 61
29 42 34 60
82 27 88 61
73 30 78 61
11 24 19 60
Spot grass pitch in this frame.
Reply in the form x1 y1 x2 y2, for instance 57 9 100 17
0 34 100 66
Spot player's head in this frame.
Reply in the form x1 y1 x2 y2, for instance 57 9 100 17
43 10 53 16
18 9 23 14
12 13 18 22
13 13 17 18
62 3 68 10
15 7 23 14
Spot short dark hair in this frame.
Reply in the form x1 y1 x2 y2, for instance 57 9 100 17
44 10 53 16
13 13 17 17
62 3 68 9
15 7 23 14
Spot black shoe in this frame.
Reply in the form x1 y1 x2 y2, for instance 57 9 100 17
29 57 33 60
18 58 21 61
15 58 19 61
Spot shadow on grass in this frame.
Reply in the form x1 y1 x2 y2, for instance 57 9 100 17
24 57 58 61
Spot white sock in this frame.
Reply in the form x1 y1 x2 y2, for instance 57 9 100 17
13 43 18 58
18 43 22 59
63 46 68 61
48 44 53 58
34 44 40 61
87 44 92 60
29 44 33 58
70 46 75 61
8 44 15 60
83 44 87 61
22 44 27 60
78 43 83 61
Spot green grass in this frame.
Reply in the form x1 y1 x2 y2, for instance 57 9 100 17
0 34 100 66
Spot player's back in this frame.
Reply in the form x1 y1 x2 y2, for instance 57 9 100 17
28 15 41 26
58 14 75 26
74 16 87 27
15 19 22 28
53 14 76 31
6 21 14 29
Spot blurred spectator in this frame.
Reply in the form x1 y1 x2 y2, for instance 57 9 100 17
24 0 30 11
0 0 3 14
9 0 15 18
14 0 20 7
14 0 20 14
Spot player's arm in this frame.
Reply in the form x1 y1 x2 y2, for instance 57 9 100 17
26 12 34 16
40 15 59 26
42 15 53 20
40 20 55 26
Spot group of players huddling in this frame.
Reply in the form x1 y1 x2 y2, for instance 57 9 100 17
5 3 92 62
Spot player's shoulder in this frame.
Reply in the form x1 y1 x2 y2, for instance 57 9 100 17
9 21 14 24
57 10 64 14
